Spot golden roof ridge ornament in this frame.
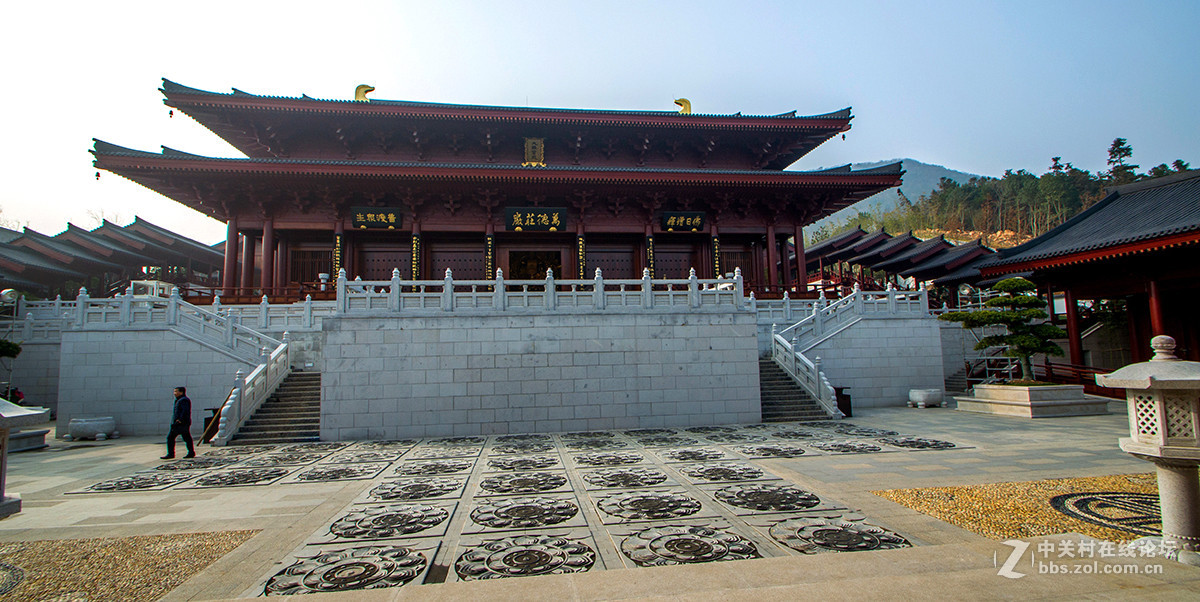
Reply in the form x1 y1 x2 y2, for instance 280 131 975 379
674 98 691 114
354 84 375 102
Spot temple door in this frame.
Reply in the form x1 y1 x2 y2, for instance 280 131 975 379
586 243 638 279
429 244 486 280
359 248 412 280
655 244 695 279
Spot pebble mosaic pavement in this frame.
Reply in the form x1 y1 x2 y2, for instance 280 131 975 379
72 422 966 596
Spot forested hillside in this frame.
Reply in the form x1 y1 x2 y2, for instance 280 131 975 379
807 139 1191 247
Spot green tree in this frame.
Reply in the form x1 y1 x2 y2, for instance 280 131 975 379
938 277 1065 380
1104 137 1138 185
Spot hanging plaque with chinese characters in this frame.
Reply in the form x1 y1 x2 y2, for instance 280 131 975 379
661 212 705 232
505 207 567 232
351 207 402 229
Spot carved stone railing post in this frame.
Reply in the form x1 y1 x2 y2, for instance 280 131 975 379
336 268 348 314
389 268 402 312
688 268 699 308
593 268 605 310
544 268 557 310
212 292 222 314
259 295 270 328
641 268 653 308
812 298 825 338
442 268 454 312
853 283 863 314
303 295 313 327
167 287 180 325
782 291 792 321
22 314 33 340
748 291 756 313
119 289 132 326
493 269 506 311
282 331 292 367
75 288 88 327
225 311 236 347
887 285 898 314
734 267 745 309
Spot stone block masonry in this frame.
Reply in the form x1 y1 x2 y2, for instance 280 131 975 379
57 330 256 437
804 317 945 409
10 341 60 414
321 309 761 439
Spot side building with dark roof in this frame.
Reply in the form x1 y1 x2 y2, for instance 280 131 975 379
978 169 1200 363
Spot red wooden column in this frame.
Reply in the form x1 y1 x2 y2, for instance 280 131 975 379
1064 287 1084 364
240 233 255 290
275 238 288 290
780 236 792 291
1148 279 1166 335
793 226 806 293
222 219 238 293
765 224 779 293
261 219 275 296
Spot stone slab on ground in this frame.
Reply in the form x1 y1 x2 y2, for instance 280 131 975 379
1 403 1198 599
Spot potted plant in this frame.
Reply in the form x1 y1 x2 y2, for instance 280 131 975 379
939 278 1107 417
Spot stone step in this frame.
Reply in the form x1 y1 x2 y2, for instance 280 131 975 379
235 426 320 437
230 371 323 442
758 358 831 421
261 400 320 408
229 434 320 445
243 410 319 419
244 416 320 427
261 399 321 407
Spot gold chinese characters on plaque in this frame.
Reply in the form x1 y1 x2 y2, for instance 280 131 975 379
351 207 402 230
661 212 705 232
522 138 546 167
505 207 566 232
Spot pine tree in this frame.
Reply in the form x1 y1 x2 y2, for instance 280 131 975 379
938 277 1065 380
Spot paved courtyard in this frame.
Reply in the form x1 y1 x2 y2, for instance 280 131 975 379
3 401 1200 599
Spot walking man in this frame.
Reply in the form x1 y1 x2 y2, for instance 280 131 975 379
163 386 195 459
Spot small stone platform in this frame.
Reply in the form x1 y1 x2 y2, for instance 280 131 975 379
954 384 1112 418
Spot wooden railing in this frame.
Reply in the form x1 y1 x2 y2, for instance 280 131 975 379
1036 360 1124 398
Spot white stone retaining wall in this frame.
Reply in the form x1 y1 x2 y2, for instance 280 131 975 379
57 329 255 437
803 317 945 409
940 322 970 379
9 341 60 413
320 309 760 440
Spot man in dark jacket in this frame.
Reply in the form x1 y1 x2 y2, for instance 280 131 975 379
163 386 195 459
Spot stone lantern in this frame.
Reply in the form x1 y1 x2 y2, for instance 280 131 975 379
1096 335 1200 565
0 398 50 518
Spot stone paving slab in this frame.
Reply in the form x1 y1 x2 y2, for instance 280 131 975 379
4 401 1200 599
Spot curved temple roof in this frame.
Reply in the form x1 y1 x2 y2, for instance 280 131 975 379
161 79 853 124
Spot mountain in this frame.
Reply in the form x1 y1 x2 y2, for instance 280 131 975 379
806 159 984 232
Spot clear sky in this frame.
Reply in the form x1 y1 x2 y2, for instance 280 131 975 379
3 0 1196 244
